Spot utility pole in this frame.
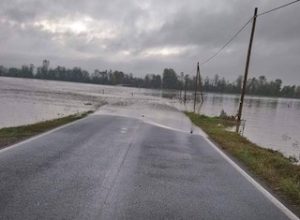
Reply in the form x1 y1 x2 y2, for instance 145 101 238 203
179 72 184 101
193 62 200 112
184 75 187 104
237 7 258 121
179 88 182 100
198 66 204 105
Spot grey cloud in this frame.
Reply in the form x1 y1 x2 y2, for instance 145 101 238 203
0 0 299 84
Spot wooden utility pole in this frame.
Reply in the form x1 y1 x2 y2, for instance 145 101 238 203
198 66 204 105
193 62 200 112
179 88 182 100
237 7 258 121
184 75 187 103
179 72 184 101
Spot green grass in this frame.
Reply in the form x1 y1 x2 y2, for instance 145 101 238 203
0 111 93 149
186 112 300 209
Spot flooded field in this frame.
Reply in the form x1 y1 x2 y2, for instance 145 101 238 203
0 77 299 160
195 94 300 160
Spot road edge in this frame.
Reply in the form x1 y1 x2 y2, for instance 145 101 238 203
0 113 93 155
193 127 299 220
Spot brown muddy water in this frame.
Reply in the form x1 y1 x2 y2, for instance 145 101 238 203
0 77 299 160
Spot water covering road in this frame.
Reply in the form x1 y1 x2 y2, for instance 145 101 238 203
1 77 300 159
0 102 296 220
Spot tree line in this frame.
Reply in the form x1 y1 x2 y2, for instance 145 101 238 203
202 74 300 98
0 60 299 99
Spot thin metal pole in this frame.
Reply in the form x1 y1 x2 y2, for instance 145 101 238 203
179 87 182 100
193 62 200 112
198 66 203 104
237 7 258 121
184 75 187 103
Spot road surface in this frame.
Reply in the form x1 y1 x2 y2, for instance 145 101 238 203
0 104 296 219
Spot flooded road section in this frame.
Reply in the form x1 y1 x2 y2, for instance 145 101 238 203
0 77 197 134
0 77 299 160
95 101 205 136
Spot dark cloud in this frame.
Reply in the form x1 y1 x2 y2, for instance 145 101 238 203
0 0 299 84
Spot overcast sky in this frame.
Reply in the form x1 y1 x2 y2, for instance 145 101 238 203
0 0 299 84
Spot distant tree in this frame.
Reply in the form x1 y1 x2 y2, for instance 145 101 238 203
21 65 33 78
152 74 162 88
8 68 19 77
0 66 7 76
295 86 300 98
213 74 219 87
143 74 162 88
111 71 124 85
42 60 50 72
235 76 243 93
281 85 296 98
162 68 178 89
247 77 258 94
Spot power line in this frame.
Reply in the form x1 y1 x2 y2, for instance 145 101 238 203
199 17 252 67
257 0 300 16
199 0 300 67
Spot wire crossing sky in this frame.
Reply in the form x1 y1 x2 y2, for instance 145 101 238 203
0 0 300 84
199 0 300 67
257 0 300 16
199 18 252 67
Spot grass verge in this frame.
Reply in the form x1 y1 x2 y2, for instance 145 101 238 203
0 111 93 150
185 112 300 211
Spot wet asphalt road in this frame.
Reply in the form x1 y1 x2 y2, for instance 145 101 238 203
0 114 292 220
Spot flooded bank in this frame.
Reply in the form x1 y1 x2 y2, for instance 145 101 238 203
175 93 300 160
0 77 299 159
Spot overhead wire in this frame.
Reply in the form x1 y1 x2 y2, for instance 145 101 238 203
257 0 300 16
199 17 252 67
199 0 300 67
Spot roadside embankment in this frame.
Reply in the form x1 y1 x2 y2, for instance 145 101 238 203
0 111 93 150
185 112 300 212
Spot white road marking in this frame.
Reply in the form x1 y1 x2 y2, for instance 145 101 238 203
201 134 299 220
120 127 128 134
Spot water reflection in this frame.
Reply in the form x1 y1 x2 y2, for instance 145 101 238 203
161 90 178 99
175 93 300 160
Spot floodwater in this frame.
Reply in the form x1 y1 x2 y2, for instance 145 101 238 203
191 93 300 160
0 77 299 160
